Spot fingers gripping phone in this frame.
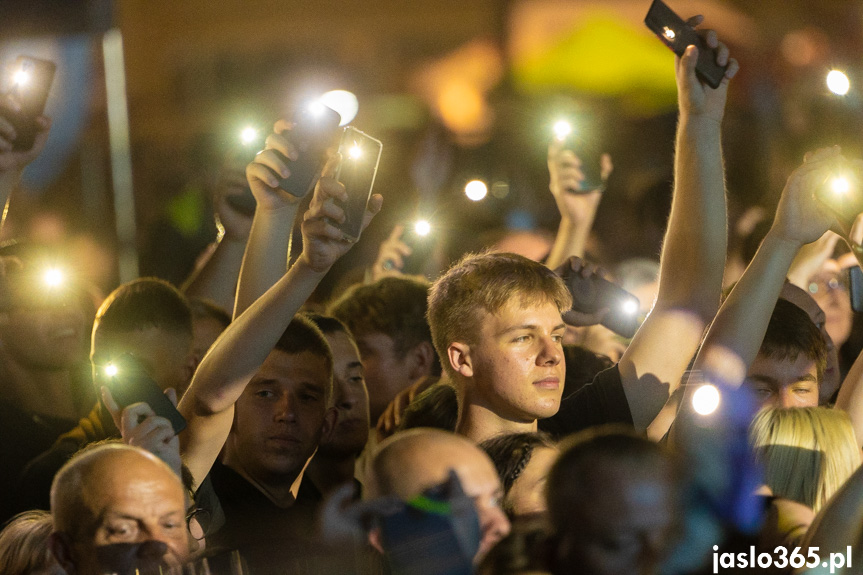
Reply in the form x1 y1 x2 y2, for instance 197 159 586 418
332 127 383 241
553 120 604 193
0 56 56 151
104 353 187 434
644 0 727 89
559 266 641 338
278 104 342 198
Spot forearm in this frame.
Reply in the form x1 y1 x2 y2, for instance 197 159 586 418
546 217 592 270
181 257 326 417
182 236 247 313
834 350 863 446
658 115 727 317
0 170 20 231
233 207 296 318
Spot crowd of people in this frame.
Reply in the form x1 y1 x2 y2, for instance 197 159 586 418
2 13 863 575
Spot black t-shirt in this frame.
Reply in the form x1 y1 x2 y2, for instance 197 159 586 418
539 365 634 439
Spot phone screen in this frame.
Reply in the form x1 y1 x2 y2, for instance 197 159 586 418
334 127 383 241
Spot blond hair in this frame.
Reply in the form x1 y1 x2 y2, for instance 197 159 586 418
0 510 58 575
427 252 572 375
750 407 861 513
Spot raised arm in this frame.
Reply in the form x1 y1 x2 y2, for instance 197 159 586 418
233 120 303 318
617 19 738 431
178 157 382 486
0 110 51 231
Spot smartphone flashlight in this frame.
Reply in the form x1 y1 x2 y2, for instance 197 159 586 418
831 176 851 195
465 180 488 201
553 120 572 142
414 219 432 237
42 267 65 289
12 68 30 87
104 364 119 378
662 26 676 41
348 143 362 160
827 70 851 96
308 101 327 117
239 126 258 146
622 299 639 315
692 383 720 416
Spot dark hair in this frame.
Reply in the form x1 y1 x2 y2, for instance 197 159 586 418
188 298 231 329
304 313 351 338
760 298 828 383
272 315 334 400
563 345 615 399
547 427 672 533
480 432 556 515
94 278 192 339
399 381 458 433
329 277 436 366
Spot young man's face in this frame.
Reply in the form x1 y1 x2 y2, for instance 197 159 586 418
227 349 335 483
467 299 566 422
354 331 415 423
319 331 370 458
745 353 819 409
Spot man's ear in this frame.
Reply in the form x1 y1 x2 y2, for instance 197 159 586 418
321 406 338 442
368 526 385 555
447 342 473 378
406 340 436 381
49 532 76 575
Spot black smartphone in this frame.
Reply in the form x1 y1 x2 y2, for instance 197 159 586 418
332 127 383 241
644 0 727 89
0 56 56 151
399 220 435 276
278 104 342 198
849 266 863 313
559 266 641 338
105 354 187 435
554 120 604 193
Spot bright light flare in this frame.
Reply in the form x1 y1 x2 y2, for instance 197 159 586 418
414 219 431 237
319 90 358 126
831 176 851 195
622 299 639 315
12 69 30 86
348 144 362 160
465 180 488 201
692 384 721 416
827 70 850 96
663 27 676 41
553 120 572 141
43 268 65 289
308 101 327 117
104 364 119 377
239 126 258 146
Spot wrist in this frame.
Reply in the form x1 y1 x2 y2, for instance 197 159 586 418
295 252 332 276
765 225 805 253
679 111 723 131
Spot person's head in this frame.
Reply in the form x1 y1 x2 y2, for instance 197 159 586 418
329 277 439 422
480 432 558 517
0 510 62 575
428 252 572 422
224 316 336 485
305 313 370 459
399 380 459 433
546 427 680 575
0 253 88 373
750 407 860 513
806 258 853 348
745 299 828 409
366 429 511 564
187 298 230 361
49 444 189 575
91 279 196 398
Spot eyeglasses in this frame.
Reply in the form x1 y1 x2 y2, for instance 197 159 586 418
185 507 212 541
807 274 849 296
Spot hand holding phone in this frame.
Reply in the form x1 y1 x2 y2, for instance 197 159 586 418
0 56 55 152
279 104 342 198
331 127 383 241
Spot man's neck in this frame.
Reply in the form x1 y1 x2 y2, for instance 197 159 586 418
222 450 309 508
305 452 357 496
455 387 537 443
0 355 77 420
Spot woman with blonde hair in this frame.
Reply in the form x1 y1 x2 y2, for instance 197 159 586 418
0 510 62 575
750 407 861 554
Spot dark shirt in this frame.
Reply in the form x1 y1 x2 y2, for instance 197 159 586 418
540 364 634 439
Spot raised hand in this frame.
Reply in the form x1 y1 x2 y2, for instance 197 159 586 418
547 139 612 225
244 119 303 213
370 224 411 282
0 103 51 173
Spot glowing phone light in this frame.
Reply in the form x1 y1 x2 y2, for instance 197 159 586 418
240 127 258 146
831 176 851 195
104 364 119 377
348 144 362 159
827 70 850 96
43 268 65 288
12 69 30 86
663 27 676 41
308 101 327 117
692 384 720 416
414 220 431 237
465 180 488 201
622 299 639 315
319 90 358 126
553 120 572 141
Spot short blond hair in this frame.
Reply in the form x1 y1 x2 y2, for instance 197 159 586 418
750 407 860 513
427 252 572 375
0 510 57 575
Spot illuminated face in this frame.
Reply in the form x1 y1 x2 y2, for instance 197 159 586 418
1 301 87 371
467 300 566 422
506 446 558 517
226 350 334 483
319 331 370 458
807 260 853 347
745 353 819 409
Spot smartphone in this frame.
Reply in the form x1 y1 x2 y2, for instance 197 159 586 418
849 266 863 313
332 127 383 241
225 131 264 217
277 104 342 198
644 0 727 89
105 354 187 435
0 56 56 151
554 120 604 193
815 163 863 228
559 266 641 338
399 220 435 276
